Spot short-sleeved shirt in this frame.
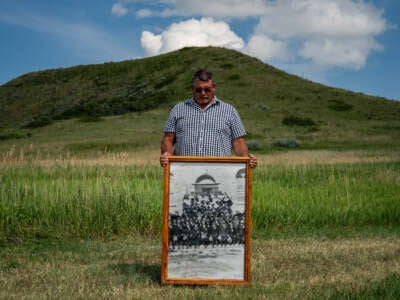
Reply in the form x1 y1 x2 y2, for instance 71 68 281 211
163 97 246 156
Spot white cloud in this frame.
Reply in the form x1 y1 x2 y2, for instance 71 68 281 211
112 3 128 17
136 9 154 18
255 0 386 38
140 17 244 56
133 0 388 70
244 35 290 61
252 0 387 69
135 0 268 18
141 31 162 56
300 36 382 69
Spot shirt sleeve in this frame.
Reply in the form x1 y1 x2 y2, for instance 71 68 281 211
163 105 177 133
230 107 246 139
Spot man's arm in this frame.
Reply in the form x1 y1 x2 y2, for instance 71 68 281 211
232 137 248 156
161 132 175 154
232 137 258 168
160 132 175 167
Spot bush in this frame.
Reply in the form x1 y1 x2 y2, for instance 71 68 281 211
227 74 241 80
0 132 30 140
271 138 300 148
78 116 105 123
246 140 264 151
24 116 53 128
328 100 353 111
282 115 316 126
255 103 270 111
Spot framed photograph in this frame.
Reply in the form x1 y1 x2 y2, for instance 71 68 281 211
161 156 252 285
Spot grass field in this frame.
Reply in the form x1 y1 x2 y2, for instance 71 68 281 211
1 149 399 298
1 235 399 299
1 150 399 240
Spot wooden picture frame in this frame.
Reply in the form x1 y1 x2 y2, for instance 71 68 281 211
161 156 252 285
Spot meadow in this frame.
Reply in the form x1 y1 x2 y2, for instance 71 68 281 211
1 152 399 240
1 149 399 298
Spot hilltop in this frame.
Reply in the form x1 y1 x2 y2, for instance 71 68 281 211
1 46 399 154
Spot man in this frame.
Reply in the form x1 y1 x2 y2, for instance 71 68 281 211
160 69 257 168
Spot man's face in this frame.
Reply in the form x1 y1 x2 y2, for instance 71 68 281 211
192 80 216 109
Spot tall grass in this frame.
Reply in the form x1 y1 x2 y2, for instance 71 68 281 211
1 161 399 240
253 162 400 235
0 164 163 239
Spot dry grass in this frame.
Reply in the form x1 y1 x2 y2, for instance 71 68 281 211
1 236 399 299
252 237 400 289
257 149 400 166
0 145 160 166
1 146 399 167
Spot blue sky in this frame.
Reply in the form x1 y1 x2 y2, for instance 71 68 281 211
1 0 399 101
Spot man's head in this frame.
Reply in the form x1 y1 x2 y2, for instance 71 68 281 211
191 69 216 109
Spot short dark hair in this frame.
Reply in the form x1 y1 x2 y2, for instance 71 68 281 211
192 69 214 85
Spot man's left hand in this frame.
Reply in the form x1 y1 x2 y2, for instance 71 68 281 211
249 153 257 168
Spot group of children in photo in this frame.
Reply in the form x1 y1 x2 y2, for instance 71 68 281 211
169 191 245 249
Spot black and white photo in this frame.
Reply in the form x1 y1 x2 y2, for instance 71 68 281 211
161 156 252 285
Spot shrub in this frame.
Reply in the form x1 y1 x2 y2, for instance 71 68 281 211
328 100 353 111
0 132 30 140
24 116 53 128
282 115 316 126
246 140 264 151
228 74 241 80
78 116 105 123
246 132 255 139
221 63 234 69
271 138 300 148
255 103 270 111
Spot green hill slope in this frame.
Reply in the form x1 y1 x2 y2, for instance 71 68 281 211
1 46 399 155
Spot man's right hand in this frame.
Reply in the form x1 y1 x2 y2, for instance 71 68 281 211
160 152 170 167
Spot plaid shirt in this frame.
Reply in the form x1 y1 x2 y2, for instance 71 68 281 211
163 97 246 156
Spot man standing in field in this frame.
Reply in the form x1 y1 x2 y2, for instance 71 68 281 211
160 69 257 168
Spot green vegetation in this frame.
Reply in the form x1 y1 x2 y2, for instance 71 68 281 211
0 164 162 240
245 139 264 151
270 137 300 148
1 47 400 153
253 162 400 237
328 99 354 112
1 162 399 240
0 131 31 141
282 114 316 127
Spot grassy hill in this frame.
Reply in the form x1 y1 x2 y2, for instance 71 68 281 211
1 46 399 156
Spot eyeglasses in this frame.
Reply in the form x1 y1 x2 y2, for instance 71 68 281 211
194 87 213 93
